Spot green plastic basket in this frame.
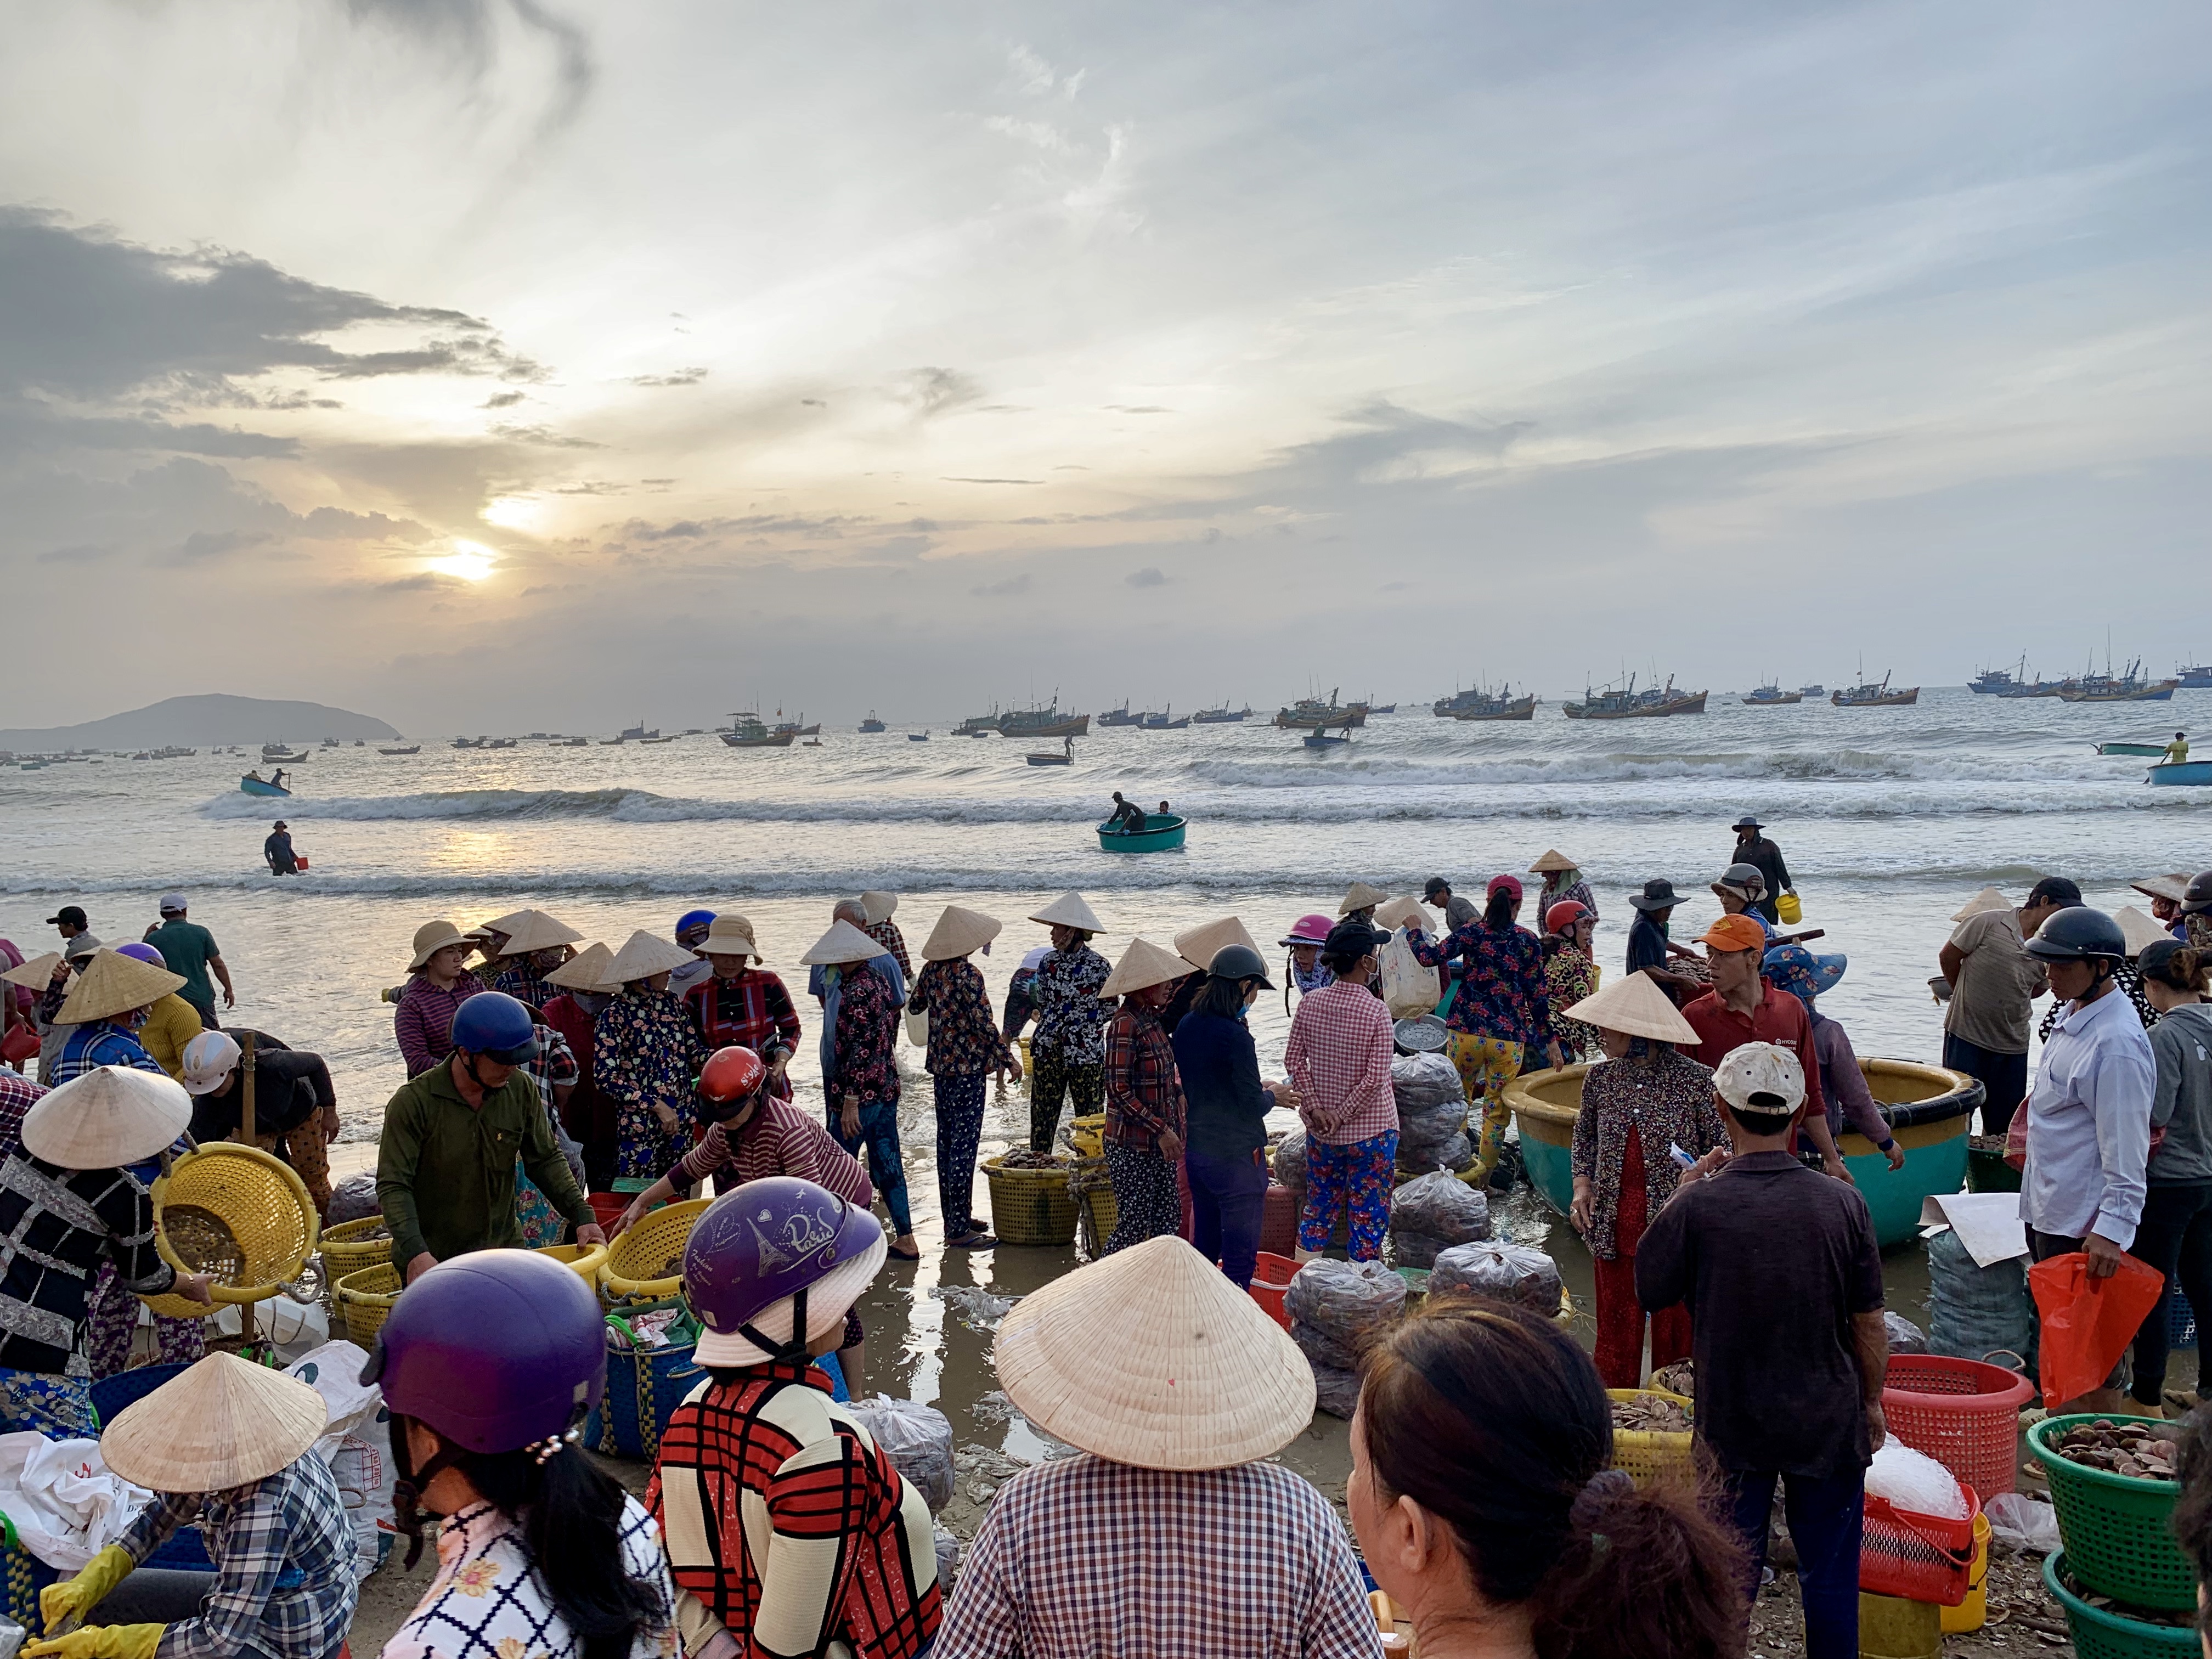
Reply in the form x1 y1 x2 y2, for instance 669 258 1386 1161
2026 1414 2192 1611
2042 1551 2198 1659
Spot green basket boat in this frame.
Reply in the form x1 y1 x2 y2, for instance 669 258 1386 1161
1096 813 1187 853
1504 1056 1983 1247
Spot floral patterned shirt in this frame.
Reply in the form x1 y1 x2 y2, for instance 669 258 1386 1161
828 962 901 1104
1568 1048 1726 1260
909 958 1015 1078
595 984 710 1113
1029 944 1111 1065
1408 918 1554 1048
384 1494 678 1659
1544 944 1600 1062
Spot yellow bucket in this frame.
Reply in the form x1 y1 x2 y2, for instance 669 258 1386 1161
1939 1513 1991 1634
1776 891 1804 926
1068 1114 1105 1158
1858 1592 1940 1659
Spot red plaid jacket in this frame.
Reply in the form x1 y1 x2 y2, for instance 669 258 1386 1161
1103 1000 1185 1153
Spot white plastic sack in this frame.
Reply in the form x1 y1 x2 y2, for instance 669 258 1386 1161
207 1296 330 1364
1379 929 1442 1019
1391 1173 1490 1245
1985 1491 2061 1555
1865 1441 1967 1520
0 1435 150 1571
285 1339 396 1580
847 1396 955 1514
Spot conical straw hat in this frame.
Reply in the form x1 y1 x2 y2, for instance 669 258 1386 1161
1029 891 1105 932
408 919 474 970
921 905 1001 962
1370 898 1427 934
1528 848 1579 874
2131 874 2192 905
55 950 185 1025
492 910 584 957
1 951 60 990
101 1352 328 1492
995 1235 1314 1471
543 942 616 992
1099 937 1192 998
800 919 887 966
1562 971 1699 1046
603 929 699 984
1173 916 1260 974
1338 881 1389 915
22 1066 193 1167
860 890 899 924
473 910 534 941
1950 887 2012 923
2118 906 2171 958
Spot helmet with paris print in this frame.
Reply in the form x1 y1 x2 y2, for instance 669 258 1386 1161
697 1045 767 1121
684 1178 885 1367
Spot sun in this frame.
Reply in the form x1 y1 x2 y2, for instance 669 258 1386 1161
427 540 498 582
481 495 544 533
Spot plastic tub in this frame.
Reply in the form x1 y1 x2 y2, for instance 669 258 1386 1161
1250 1251 1296 1330
2042 1550 2199 1658
1882 1353 2036 1498
2026 1414 2192 1611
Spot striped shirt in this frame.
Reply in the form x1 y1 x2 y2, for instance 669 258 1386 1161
936 1454 1380 1659
395 973 484 1077
1284 979 1399 1144
670 1097 873 1201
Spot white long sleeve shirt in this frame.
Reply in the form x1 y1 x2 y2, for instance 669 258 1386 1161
2021 986 2155 1248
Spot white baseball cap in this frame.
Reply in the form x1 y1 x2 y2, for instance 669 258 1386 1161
1713 1041 1805 1118
180 1030 243 1095
159 893 188 914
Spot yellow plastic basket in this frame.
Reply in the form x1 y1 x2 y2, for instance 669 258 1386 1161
1067 1114 1105 1158
602 1198 710 1301
1606 1387 1696 1486
534 1241 610 1282
983 1157 1079 1246
139 1143 320 1319
318 1215 394 1280
336 1261 404 1347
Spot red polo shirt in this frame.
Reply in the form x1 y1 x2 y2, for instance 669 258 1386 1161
1680 979 1826 1137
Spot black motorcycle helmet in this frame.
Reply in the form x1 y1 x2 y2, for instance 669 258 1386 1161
1206 943 1274 988
2024 907 2128 964
2182 871 2212 916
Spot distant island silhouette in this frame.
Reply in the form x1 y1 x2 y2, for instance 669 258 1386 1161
0 693 400 749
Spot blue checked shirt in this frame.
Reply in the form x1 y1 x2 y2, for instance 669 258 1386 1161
120 1451 358 1659
52 1023 165 1084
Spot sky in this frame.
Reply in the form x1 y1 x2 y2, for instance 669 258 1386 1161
2 0 2207 732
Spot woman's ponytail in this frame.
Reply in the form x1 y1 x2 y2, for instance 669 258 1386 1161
1484 888 1516 930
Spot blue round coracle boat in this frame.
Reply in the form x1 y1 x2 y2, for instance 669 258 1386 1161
1096 813 1187 853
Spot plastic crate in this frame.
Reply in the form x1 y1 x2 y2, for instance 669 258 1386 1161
1881 1355 2036 1499
1860 1484 1981 1607
1249 1252 1296 1330
2042 1550 2199 1659
1605 1388 1696 1488
2026 1414 2193 1611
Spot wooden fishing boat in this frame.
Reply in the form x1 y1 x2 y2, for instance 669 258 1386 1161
2096 742 2169 757
1831 673 1918 707
2059 659 2179 702
1274 689 1368 729
908 730 930 742
2148 761 2212 787
260 749 308 763
858 712 886 732
1192 704 1251 723
239 775 291 798
1138 708 1190 730
2179 664 2212 690
1440 683 1537 720
772 715 820 736
1505 1057 1982 1246
720 713 795 748
1562 675 1707 719
1096 704 1141 727
378 746 420 755
1741 684 1803 706
1000 703 1089 738
1096 812 1186 852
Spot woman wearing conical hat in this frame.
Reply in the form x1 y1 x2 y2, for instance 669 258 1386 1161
1528 848 1599 929
1023 894 1111 1154
26 1353 354 1659
49 950 183 1085
593 932 714 1184
910 907 1018 1249
1098 940 1192 1254
480 910 585 1011
1561 973 1726 1390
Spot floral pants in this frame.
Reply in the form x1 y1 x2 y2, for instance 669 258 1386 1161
1028 1047 1103 1153
1449 1033 1524 1181
1299 1131 1400 1260
87 1261 206 1380
1103 1143 1183 1255
614 1096 694 1184
934 1074 989 1237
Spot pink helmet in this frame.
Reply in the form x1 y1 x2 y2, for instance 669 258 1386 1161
1279 913 1334 948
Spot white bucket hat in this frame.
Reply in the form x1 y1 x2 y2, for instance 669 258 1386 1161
695 915 765 961
408 919 475 972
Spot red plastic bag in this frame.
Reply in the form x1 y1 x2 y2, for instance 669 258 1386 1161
2027 1250 2165 1406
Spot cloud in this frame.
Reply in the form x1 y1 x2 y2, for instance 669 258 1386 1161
340 0 594 142
35 543 117 565
172 528 275 562
942 477 1041 486
1124 566 1167 588
489 422 601 448
482 391 527 408
970 572 1032 596
627 367 708 387
896 366 983 419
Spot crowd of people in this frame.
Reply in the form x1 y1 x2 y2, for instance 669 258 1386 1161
6 824 2212 1659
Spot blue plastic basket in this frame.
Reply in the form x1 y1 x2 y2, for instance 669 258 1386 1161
2169 1288 2197 1350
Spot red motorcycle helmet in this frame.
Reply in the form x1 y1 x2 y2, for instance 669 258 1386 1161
1544 900 1591 937
699 1044 767 1111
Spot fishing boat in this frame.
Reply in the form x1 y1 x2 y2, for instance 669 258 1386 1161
1138 707 1190 730
320 737 340 748
378 745 421 756
639 735 676 744
619 720 659 742
771 713 820 737
1741 683 1803 706
1000 701 1090 738
1096 812 1186 852
1798 683 1825 697
720 712 795 748
1506 1057 1983 1247
802 738 823 747
1562 675 1707 720
261 748 308 763
1967 664 2022 695
557 736 589 746
2179 664 2212 690
1192 703 1251 723
486 738 517 749
1302 726 1352 749
239 774 291 798
1027 737 1075 766
2148 761 2212 787
1831 673 1918 708
955 708 1002 737
1273 689 1368 729
2096 742 2170 757
1439 684 1537 721
1095 704 1141 727
908 730 930 742
2057 658 2179 702
857 712 887 733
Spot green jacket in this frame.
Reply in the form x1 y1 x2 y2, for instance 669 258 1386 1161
376 1059 591 1266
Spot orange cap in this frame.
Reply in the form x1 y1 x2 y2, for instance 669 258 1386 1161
1699 914 1769 955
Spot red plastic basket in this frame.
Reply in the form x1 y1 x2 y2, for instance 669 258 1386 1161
1861 1484 1982 1606
1250 1251 1296 1330
1882 1355 2036 1498
588 1192 629 1231
1260 1182 1299 1257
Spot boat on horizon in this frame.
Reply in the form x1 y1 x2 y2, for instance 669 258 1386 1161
1139 706 1190 730
1274 689 1368 729
1798 683 1825 697
1439 683 1537 721
1742 683 1803 706
955 707 1002 737
1832 673 1919 708
619 720 659 742
1968 662 2023 695
1192 703 1251 723
1095 703 1141 727
1562 675 1707 720
771 711 820 736
719 712 796 748
909 730 930 742
1000 700 1089 738
379 744 420 755
2178 664 2212 690
2058 658 2178 702
858 711 887 732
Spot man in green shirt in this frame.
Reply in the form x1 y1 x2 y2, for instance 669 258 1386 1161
142 895 234 1028
376 991 603 1282
2166 731 2190 765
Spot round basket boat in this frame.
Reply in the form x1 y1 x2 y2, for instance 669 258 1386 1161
1503 1057 1983 1247
139 1143 321 1318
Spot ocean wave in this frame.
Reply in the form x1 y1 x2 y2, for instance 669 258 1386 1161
1181 748 2148 788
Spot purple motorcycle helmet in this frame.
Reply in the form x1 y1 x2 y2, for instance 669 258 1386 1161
362 1249 605 1453
116 942 166 968
685 1177 885 1367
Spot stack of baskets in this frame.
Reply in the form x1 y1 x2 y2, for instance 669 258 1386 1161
139 1143 321 1319
1604 1389 1696 1487
2029 1413 2199 1655
335 1261 404 1347
983 1156 1079 1246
